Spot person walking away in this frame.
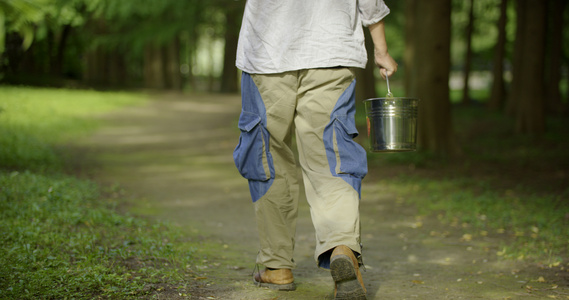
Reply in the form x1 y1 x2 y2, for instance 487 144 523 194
233 1 398 299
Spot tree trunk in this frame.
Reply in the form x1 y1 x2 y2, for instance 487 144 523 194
404 1 416 98
488 0 509 111
83 49 95 84
183 5 203 92
47 29 55 75
144 43 166 89
461 0 475 105
545 0 567 115
220 2 242 93
405 0 455 156
506 0 526 116
4 33 27 74
84 47 109 86
356 28 377 101
164 37 182 90
185 39 197 91
53 24 72 77
513 0 547 134
83 19 112 87
565 57 569 103
18 37 36 75
108 51 126 87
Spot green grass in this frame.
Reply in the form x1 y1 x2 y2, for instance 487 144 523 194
385 175 568 263
1 171 196 298
0 86 200 298
360 94 569 264
0 86 144 171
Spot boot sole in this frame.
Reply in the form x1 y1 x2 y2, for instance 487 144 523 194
330 254 366 300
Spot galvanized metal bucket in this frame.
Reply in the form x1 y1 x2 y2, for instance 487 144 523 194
364 97 420 152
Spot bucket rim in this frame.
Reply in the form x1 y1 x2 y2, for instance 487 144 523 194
364 97 420 102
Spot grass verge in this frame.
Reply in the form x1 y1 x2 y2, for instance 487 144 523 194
0 86 200 298
0 86 144 171
385 175 568 263
359 98 569 264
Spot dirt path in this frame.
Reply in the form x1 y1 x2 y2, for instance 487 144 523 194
80 93 567 299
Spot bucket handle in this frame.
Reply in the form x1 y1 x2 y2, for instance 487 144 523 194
385 70 393 98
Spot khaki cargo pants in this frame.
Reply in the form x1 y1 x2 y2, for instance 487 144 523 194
233 68 367 269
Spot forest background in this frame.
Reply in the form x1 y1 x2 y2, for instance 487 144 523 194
1 0 568 155
1 0 569 298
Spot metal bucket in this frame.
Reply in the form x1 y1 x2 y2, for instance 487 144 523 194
364 97 420 152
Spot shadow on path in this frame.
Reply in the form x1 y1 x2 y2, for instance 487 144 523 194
79 92 567 300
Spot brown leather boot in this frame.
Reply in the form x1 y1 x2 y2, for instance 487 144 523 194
330 245 366 300
253 268 296 291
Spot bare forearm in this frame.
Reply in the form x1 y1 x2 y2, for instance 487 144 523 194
368 20 398 78
369 20 388 55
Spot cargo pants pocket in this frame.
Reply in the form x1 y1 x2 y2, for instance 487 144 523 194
233 111 273 181
332 115 368 179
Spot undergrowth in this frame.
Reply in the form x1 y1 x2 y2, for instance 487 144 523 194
0 171 196 298
0 86 200 298
388 175 568 263
361 100 569 264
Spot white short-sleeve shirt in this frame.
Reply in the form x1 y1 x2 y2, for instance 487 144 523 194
236 0 390 74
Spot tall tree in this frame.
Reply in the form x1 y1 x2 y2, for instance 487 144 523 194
356 28 377 101
404 1 415 99
511 0 547 134
545 0 567 115
488 0 509 111
219 1 242 93
83 0 205 89
143 43 166 89
142 40 182 90
164 37 182 90
461 0 475 105
505 0 525 116
405 0 455 156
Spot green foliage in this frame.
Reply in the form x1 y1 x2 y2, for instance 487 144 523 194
0 0 88 50
0 171 196 298
389 175 568 262
90 0 206 51
0 0 49 53
382 1 405 64
450 0 517 69
0 0 214 81
367 104 569 263
0 87 199 298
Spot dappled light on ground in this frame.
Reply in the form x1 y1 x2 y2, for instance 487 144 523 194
78 92 568 299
